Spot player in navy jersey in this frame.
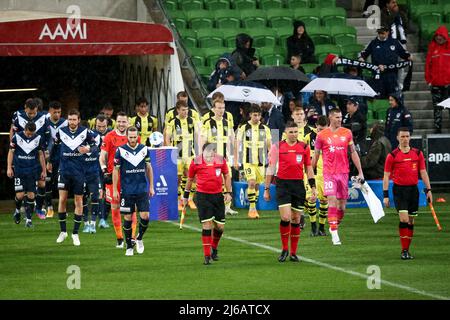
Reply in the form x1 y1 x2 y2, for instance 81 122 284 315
43 101 67 218
10 98 50 220
113 126 155 256
52 109 98 246
92 114 112 229
7 122 46 228
81 123 102 234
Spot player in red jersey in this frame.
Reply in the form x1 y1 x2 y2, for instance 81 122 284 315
312 108 364 246
264 121 316 262
183 143 232 265
383 127 432 260
100 112 138 248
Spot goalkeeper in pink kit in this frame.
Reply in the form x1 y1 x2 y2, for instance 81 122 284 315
311 108 364 245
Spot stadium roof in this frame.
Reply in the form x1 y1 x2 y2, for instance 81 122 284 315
0 10 174 56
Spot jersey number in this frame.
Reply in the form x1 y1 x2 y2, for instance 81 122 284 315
14 178 21 186
121 198 125 207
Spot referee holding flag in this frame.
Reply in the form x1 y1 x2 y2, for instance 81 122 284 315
183 143 232 265
264 121 317 262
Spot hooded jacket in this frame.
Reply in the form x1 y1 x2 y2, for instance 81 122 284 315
425 25 450 86
359 35 410 67
361 122 392 180
385 92 413 149
231 33 257 77
286 20 315 64
207 53 241 92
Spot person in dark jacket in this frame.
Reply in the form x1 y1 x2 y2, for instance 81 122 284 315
261 102 285 141
342 97 368 154
358 26 412 98
361 121 392 180
425 25 450 134
231 33 259 79
385 92 413 149
207 53 241 92
286 20 315 64
305 90 336 126
381 0 408 45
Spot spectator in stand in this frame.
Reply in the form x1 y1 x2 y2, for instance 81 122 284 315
361 121 392 180
283 98 301 122
317 54 339 75
305 90 336 126
342 97 368 155
289 54 306 74
358 25 412 99
231 33 259 79
425 25 450 134
385 92 413 149
362 0 387 18
381 0 408 45
286 20 315 64
261 102 285 141
207 54 241 92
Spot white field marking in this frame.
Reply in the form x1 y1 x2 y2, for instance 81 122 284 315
166 221 450 300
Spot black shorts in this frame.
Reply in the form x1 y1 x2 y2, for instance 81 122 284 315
276 179 306 212
393 184 419 216
14 172 40 193
196 192 225 224
58 173 85 195
120 193 149 214
84 174 101 197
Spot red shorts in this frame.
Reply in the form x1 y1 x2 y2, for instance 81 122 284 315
105 181 120 205
323 173 349 200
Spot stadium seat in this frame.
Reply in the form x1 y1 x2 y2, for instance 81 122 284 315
308 26 332 45
240 10 267 28
256 46 285 59
315 44 341 63
179 29 198 48
310 0 336 8
215 10 241 29
179 0 204 11
222 30 240 47
302 63 319 74
169 11 188 29
285 0 309 9
205 47 230 67
339 43 364 59
293 8 321 27
196 29 224 48
164 0 178 11
259 0 284 10
204 0 230 10
277 27 292 49
267 9 294 28
330 25 357 46
248 28 278 48
371 99 390 120
233 0 257 10
261 54 285 66
186 10 214 29
320 7 346 27
189 48 207 67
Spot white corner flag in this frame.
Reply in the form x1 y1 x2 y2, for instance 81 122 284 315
351 177 385 223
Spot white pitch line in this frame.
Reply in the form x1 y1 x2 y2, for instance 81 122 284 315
168 221 449 300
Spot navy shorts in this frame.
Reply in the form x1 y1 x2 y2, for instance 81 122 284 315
84 173 101 197
14 172 39 193
58 173 85 195
120 193 149 214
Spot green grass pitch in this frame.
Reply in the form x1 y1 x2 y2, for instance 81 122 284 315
0 195 449 300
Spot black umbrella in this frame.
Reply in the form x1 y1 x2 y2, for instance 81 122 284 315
246 66 309 94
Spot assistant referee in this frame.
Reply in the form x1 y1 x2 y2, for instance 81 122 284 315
264 121 317 263
383 127 432 260
183 143 232 265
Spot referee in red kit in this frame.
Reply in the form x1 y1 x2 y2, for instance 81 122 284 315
183 143 232 265
383 127 432 260
264 121 316 262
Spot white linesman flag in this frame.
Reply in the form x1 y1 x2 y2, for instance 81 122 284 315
351 177 385 223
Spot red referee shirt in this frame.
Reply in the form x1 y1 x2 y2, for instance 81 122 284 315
269 140 311 180
384 148 426 186
188 155 229 194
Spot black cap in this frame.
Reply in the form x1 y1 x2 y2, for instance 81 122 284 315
346 97 359 106
377 25 390 33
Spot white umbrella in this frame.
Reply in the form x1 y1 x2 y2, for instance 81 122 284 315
437 98 450 109
300 78 377 97
207 82 281 106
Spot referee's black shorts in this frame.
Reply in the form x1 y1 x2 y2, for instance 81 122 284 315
393 184 419 216
196 192 225 224
276 179 306 212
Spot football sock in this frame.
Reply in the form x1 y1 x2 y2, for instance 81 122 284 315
255 189 260 204
15 196 23 211
279 220 290 251
212 227 223 250
407 224 414 249
328 206 338 231
91 202 99 224
319 201 328 227
123 220 133 249
112 208 123 239
202 229 212 257
248 188 256 209
82 194 89 223
35 187 45 210
290 223 301 255
58 212 67 232
25 197 35 220
306 200 317 223
137 218 149 240
73 214 82 234
45 180 53 208
180 176 187 196
337 209 344 224
399 222 409 250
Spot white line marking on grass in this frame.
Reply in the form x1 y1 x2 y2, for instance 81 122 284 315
167 221 449 300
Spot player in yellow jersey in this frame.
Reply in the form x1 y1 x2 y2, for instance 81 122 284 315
129 97 158 146
201 98 238 215
164 100 197 210
234 104 271 219
88 102 116 130
164 91 200 135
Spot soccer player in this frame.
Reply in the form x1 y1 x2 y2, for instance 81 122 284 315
264 121 316 262
201 92 235 129
11 98 50 220
311 108 364 245
129 97 158 146
163 91 200 132
100 112 138 247
383 127 432 260
88 102 116 130
7 122 46 227
201 99 237 215
53 109 97 246
234 104 272 219
44 101 67 218
183 143 232 265
165 100 198 210
113 127 155 256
